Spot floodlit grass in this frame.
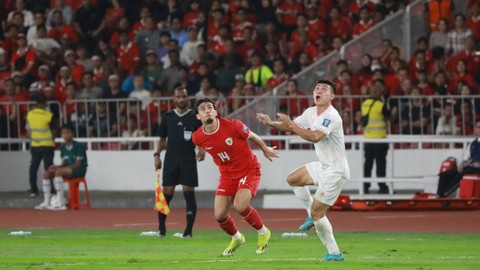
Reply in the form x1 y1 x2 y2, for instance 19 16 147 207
0 229 479 269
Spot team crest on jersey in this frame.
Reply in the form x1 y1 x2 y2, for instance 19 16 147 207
322 119 331 127
225 138 233 146
242 124 248 133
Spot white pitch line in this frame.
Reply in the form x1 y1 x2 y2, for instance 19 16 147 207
365 214 427 219
112 222 177 227
169 258 321 264
262 218 305 222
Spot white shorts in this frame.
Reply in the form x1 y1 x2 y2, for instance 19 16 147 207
305 162 348 206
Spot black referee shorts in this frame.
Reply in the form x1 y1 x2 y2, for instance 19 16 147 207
162 151 198 187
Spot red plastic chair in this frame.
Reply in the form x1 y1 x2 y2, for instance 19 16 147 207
64 177 91 210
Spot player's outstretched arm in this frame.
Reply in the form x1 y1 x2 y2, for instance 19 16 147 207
248 131 279 161
256 113 291 132
277 113 325 143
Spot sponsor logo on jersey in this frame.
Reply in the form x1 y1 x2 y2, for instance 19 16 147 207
177 121 183 126
205 146 213 150
242 124 248 133
225 138 233 146
322 119 331 127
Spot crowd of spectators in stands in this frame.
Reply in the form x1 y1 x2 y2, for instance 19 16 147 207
0 0 479 144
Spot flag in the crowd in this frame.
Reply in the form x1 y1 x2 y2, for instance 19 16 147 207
154 170 170 215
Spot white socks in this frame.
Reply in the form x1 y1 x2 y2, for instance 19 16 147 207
257 225 268 235
291 186 313 216
53 176 64 204
232 231 242 240
314 216 341 255
42 179 51 205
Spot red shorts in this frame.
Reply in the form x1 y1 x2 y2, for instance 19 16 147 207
215 166 261 197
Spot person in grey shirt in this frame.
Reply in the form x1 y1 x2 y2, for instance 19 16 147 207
159 49 184 93
77 72 103 100
134 16 160 57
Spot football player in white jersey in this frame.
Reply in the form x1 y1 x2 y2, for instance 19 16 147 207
257 80 350 262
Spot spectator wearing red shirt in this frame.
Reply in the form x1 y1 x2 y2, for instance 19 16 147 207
331 60 349 87
276 0 303 37
326 6 351 41
289 29 318 63
290 13 320 46
63 49 84 85
0 48 10 91
265 59 289 93
116 30 140 76
415 70 435 95
280 79 309 118
10 33 36 85
90 55 105 85
0 78 27 137
207 8 226 43
305 4 326 40
183 1 202 29
352 6 375 37
54 65 73 103
233 8 255 43
237 27 262 60
385 67 408 96
349 0 376 22
132 7 152 35
353 53 373 91
454 36 480 79
110 17 134 49
448 60 476 94
335 69 354 96
408 49 429 81
63 82 78 120
468 3 480 40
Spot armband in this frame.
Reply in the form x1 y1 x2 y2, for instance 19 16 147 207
153 152 160 157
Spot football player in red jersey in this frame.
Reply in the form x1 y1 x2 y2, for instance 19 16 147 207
192 98 279 257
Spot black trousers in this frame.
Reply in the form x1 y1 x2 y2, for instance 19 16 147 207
29 146 54 193
363 142 389 190
437 166 480 197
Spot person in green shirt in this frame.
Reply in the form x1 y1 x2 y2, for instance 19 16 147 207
35 124 88 210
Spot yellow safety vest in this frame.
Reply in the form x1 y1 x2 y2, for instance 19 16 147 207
27 108 55 147
362 99 387 138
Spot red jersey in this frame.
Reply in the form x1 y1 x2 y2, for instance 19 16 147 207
48 25 79 43
192 118 260 179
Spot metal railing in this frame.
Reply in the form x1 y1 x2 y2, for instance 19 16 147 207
2 94 478 151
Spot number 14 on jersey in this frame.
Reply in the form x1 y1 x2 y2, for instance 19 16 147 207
217 151 230 162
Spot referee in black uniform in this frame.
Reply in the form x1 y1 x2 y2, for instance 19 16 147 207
154 87 205 238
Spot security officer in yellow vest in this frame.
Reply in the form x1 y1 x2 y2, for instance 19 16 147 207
361 79 391 194
26 94 57 197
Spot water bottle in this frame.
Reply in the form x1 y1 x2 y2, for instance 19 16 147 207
281 232 308 238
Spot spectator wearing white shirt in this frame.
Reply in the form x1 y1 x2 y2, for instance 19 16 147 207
129 74 152 110
29 25 60 59
181 25 204 66
446 14 473 56
47 0 73 26
436 103 457 136
7 0 34 27
27 12 50 43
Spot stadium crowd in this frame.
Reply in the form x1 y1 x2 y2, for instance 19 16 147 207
0 0 479 145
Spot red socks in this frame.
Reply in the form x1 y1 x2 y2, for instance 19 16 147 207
218 215 238 236
239 206 264 230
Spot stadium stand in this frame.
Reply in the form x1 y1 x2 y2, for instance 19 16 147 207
0 0 478 149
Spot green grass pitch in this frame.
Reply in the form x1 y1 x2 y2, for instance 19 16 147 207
0 229 479 269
